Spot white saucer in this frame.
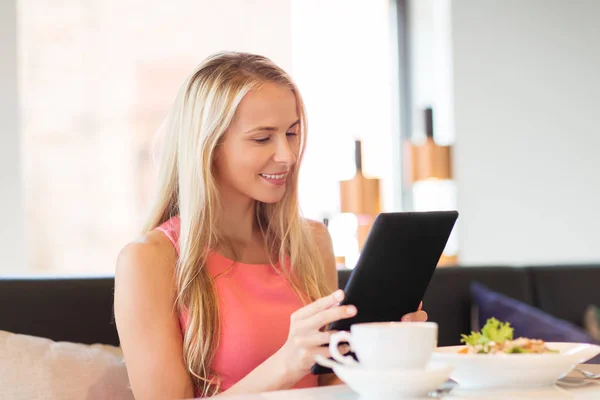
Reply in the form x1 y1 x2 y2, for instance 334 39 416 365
314 355 453 399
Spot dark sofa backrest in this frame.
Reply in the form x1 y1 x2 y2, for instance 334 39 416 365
2 265 600 347
0 277 119 346
0 274 354 347
528 265 600 327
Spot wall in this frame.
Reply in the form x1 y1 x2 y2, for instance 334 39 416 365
5 0 401 273
0 0 26 273
7 0 293 275
452 0 600 265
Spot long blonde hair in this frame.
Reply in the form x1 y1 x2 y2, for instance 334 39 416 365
142 52 331 396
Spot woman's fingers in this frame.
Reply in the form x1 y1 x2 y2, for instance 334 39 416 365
312 345 335 361
302 304 357 331
292 290 344 321
310 344 352 365
414 310 428 322
401 301 427 322
338 344 351 354
295 330 339 347
401 310 428 322
311 344 350 360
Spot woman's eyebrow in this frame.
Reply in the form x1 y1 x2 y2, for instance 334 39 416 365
245 119 300 134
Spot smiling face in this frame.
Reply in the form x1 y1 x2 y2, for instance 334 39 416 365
214 81 301 205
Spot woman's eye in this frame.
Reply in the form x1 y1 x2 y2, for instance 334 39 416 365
286 132 297 137
254 137 270 143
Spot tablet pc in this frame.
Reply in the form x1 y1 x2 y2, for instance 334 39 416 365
311 210 458 375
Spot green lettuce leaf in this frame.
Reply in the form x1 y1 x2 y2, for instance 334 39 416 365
461 318 514 346
460 331 489 346
481 317 514 343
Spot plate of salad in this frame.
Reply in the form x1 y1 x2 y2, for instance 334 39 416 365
432 318 600 389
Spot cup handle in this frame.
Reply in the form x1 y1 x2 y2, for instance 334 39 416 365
314 354 339 369
329 331 360 367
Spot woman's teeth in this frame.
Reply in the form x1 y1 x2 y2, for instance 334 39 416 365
260 173 286 179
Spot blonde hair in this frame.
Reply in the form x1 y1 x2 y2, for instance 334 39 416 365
142 52 331 396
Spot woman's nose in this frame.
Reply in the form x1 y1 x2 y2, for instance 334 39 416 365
273 138 296 165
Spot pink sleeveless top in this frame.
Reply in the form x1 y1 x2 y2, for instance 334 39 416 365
155 216 318 394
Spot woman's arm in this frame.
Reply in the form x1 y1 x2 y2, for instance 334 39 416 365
114 232 195 400
307 221 346 387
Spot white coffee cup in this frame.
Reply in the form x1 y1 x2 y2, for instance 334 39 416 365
329 321 438 369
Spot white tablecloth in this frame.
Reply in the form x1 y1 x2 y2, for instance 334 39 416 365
211 364 600 400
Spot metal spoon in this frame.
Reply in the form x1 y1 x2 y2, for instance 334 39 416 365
576 368 600 379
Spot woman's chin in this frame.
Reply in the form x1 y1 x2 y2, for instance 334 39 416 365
254 195 284 204
252 190 286 204
248 181 289 204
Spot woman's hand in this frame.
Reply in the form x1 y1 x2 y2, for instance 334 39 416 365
273 289 356 385
401 301 428 322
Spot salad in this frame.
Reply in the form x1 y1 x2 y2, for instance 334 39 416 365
459 318 559 354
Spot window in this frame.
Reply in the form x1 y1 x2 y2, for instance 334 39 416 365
17 0 402 274
291 0 403 267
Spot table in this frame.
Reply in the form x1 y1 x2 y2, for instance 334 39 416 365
212 364 600 399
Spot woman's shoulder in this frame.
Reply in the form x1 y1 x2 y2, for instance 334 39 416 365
303 218 337 292
302 218 334 261
115 230 178 292
304 218 330 241
118 230 177 261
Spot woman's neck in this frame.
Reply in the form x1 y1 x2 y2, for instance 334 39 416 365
217 197 273 263
219 195 258 246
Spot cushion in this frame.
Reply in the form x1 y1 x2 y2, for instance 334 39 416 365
0 330 133 400
471 282 598 345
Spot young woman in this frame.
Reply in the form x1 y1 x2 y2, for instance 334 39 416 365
114 51 427 399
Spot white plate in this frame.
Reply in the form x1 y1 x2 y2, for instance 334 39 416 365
314 355 453 400
432 342 600 389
